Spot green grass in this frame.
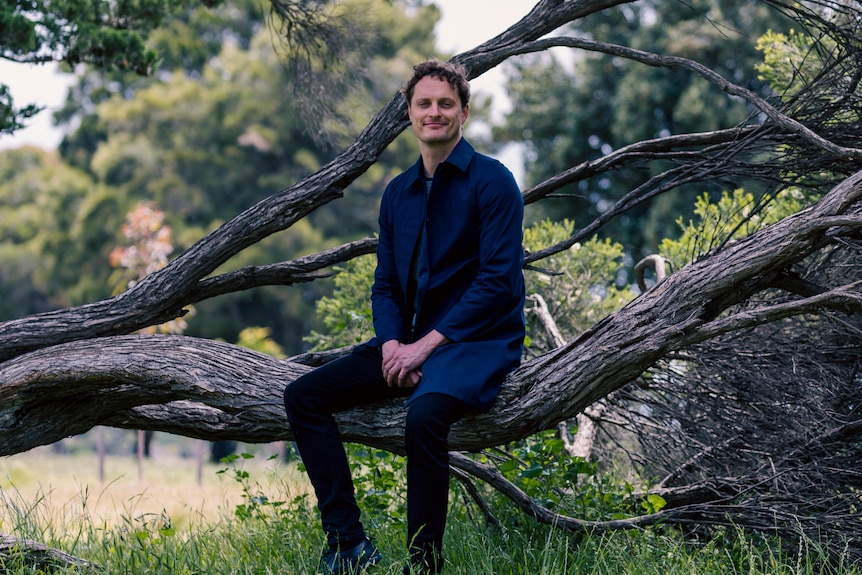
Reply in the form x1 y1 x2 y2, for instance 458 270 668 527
1 448 859 574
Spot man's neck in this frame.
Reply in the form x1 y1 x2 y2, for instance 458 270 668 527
419 136 461 178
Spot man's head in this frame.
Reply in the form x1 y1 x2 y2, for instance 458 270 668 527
402 59 470 109
403 59 471 151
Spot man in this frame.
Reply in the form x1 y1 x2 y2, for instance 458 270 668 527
283 59 525 575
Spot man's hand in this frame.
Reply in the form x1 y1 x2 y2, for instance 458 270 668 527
381 339 420 387
381 330 449 388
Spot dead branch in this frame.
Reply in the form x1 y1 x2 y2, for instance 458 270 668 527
635 255 668 292
0 533 98 572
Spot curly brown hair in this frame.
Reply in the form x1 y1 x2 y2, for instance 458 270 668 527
401 59 470 108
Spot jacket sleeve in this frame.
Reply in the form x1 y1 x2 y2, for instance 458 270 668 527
434 165 525 342
371 182 407 344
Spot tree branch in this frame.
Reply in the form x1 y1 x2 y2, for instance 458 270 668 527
0 534 98 572
503 36 862 160
691 281 862 342
186 237 377 303
448 452 674 532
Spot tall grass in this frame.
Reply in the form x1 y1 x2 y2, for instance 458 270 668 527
1 449 859 574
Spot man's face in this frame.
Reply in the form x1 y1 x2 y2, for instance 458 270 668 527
407 75 469 148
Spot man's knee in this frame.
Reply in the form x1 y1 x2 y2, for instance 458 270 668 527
405 394 467 438
405 399 438 435
283 371 321 416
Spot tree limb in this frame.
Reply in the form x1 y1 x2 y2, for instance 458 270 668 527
186 237 377 303
502 36 862 160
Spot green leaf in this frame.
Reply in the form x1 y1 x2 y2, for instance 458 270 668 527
644 493 667 513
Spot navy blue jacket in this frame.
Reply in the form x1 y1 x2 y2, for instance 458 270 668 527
369 138 525 411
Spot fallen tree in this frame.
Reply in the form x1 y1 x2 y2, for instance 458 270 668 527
3 168 861 453
1 0 862 566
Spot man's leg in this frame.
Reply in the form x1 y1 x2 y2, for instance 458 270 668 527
404 393 471 574
283 345 401 550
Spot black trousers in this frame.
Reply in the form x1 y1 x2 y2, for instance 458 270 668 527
283 344 469 565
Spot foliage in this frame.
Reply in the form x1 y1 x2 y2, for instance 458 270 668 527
492 429 666 521
0 85 40 135
0 0 204 133
523 219 635 352
755 30 820 97
658 187 811 271
303 254 376 351
347 444 407 530
234 326 286 359
55 0 429 238
0 146 117 316
216 452 288 521
109 201 174 287
755 28 859 125
0 0 184 69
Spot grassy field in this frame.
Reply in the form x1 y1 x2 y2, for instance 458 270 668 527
1 440 859 574
0 440 306 529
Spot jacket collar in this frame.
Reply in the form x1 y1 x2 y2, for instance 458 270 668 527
404 137 475 188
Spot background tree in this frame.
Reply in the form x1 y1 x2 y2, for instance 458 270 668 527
0 146 111 314
1 0 195 134
495 0 795 258
0 0 861 566
2 0 449 352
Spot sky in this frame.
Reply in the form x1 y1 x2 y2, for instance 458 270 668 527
0 0 538 160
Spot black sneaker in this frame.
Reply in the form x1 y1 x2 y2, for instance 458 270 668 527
319 538 383 575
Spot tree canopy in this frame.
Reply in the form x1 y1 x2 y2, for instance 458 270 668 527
1 0 197 134
1 0 861 566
